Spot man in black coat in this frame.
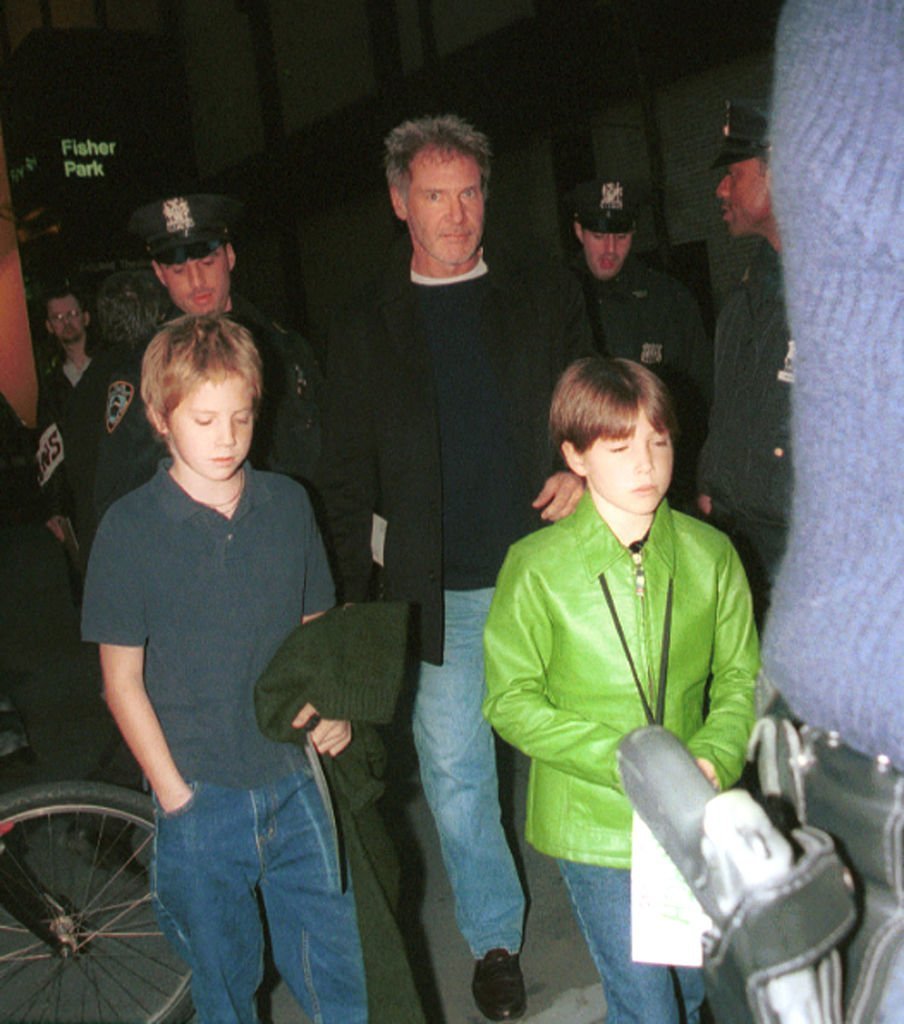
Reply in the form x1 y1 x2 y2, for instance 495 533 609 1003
36 284 96 563
317 114 591 1022
94 194 322 523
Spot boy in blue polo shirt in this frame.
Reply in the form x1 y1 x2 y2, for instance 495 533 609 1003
82 314 367 1024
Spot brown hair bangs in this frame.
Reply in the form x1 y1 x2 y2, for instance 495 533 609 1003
550 356 678 452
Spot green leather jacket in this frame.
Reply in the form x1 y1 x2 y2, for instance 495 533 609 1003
483 491 758 868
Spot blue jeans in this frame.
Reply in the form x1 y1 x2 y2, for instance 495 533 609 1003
151 769 367 1024
878 943 904 1023
413 587 525 957
558 860 704 1024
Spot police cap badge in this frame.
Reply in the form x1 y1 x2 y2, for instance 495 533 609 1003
569 179 646 233
128 193 244 265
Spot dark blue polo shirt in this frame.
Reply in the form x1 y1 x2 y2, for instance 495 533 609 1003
82 461 334 788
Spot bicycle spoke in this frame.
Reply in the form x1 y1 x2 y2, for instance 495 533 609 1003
0 783 193 1023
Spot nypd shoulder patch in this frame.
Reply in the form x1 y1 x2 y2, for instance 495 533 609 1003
105 380 135 434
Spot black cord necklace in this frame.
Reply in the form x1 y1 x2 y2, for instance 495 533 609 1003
598 567 673 727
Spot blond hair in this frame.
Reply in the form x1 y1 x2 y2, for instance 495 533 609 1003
141 314 262 436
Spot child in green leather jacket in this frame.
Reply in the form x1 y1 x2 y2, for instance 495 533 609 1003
483 356 758 1024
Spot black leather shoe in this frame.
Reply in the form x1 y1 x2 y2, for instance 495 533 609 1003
472 948 526 1021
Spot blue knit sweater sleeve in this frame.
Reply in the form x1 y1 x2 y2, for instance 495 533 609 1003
764 0 904 767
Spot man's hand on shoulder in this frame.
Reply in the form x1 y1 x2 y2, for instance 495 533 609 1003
532 471 585 522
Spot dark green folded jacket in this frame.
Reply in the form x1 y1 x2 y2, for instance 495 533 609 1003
254 602 426 1024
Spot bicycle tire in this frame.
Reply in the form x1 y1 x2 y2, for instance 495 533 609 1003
0 780 193 1024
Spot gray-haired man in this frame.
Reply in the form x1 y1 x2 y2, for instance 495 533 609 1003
319 114 592 1020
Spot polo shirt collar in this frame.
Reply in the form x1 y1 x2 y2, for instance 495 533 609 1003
153 459 272 522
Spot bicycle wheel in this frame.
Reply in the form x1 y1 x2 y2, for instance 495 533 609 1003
0 781 192 1023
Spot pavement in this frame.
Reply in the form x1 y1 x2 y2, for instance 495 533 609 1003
0 521 606 1023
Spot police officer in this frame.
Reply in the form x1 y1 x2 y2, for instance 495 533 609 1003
697 102 792 624
569 178 711 508
94 193 322 522
35 284 99 597
36 285 94 546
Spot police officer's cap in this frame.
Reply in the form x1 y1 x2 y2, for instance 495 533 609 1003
710 100 770 169
128 193 244 265
569 179 645 233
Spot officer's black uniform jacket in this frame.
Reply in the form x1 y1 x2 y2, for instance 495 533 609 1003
36 347 117 571
573 251 712 506
93 295 322 526
317 239 592 664
698 240 793 529
576 252 710 392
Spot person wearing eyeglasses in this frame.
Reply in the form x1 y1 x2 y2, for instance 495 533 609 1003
35 284 99 592
44 286 92 395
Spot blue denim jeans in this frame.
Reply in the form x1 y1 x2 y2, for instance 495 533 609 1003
413 587 525 957
151 769 367 1024
558 860 704 1024
878 943 904 1023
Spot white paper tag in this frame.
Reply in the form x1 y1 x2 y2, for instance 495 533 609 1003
370 514 387 568
631 812 710 967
